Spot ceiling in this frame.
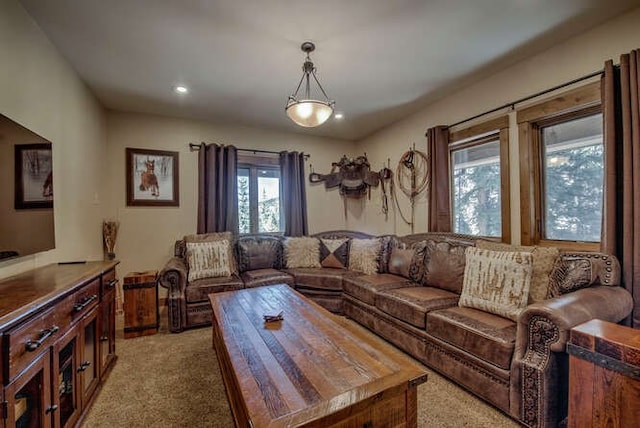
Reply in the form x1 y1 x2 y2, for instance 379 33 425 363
19 0 639 141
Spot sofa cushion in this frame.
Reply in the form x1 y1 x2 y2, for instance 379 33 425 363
476 240 559 303
423 239 473 293
426 306 516 370
285 267 357 292
186 240 233 282
388 240 428 282
236 235 283 272
375 286 459 329
349 238 382 274
343 273 412 306
184 275 244 303
319 238 349 269
240 268 294 288
284 237 321 268
459 247 533 321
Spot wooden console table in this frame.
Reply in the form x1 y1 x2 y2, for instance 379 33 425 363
209 284 428 428
567 319 640 427
0 261 118 427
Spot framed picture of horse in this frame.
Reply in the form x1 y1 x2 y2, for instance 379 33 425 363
15 143 54 209
126 148 179 207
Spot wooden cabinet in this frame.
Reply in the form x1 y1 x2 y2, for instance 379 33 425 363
0 261 118 427
568 319 640 428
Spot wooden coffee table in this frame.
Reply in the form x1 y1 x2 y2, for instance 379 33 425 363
209 284 428 428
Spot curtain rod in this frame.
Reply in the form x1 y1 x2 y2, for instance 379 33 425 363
188 143 309 159
445 69 605 131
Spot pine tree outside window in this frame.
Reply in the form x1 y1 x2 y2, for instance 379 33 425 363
237 155 284 234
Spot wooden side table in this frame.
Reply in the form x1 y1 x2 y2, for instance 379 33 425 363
567 319 640 427
123 270 159 339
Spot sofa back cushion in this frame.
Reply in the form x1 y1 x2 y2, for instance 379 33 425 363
236 235 284 272
459 247 533 321
423 239 473 293
186 240 233 282
284 237 321 268
388 240 428 282
475 240 559 303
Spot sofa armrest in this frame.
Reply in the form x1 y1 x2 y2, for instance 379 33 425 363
517 285 633 353
511 285 633 427
158 257 188 296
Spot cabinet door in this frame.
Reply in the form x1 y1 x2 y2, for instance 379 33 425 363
4 350 52 428
78 307 100 408
98 289 116 376
51 324 81 428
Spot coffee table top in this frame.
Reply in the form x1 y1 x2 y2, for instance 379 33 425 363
209 284 428 427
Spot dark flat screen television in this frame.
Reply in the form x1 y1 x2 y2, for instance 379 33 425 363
0 113 55 260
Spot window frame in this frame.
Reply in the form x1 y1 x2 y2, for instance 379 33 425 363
517 81 601 251
237 153 283 235
449 115 511 242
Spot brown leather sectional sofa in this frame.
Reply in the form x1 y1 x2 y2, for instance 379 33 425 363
158 230 633 428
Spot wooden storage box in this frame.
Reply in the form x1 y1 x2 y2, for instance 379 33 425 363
123 270 158 339
568 319 640 427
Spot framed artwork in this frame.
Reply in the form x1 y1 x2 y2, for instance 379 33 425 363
15 143 53 209
126 147 179 207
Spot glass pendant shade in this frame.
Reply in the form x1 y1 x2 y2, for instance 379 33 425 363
286 100 334 127
286 42 335 128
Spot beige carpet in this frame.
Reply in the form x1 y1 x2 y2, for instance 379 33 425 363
82 311 522 427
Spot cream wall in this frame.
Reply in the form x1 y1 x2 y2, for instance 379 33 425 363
353 7 640 242
106 111 355 280
0 0 108 279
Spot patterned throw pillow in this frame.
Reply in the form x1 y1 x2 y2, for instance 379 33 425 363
319 238 349 269
349 238 382 275
184 231 237 274
475 240 559 303
186 240 233 282
459 247 533 321
284 237 321 268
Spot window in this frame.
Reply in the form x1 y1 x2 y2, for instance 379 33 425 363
540 112 603 242
237 155 283 234
518 81 601 250
449 116 511 241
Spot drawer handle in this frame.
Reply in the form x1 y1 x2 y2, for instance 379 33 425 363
25 325 59 352
106 279 118 290
45 404 58 414
73 294 98 312
77 361 91 372
100 336 109 342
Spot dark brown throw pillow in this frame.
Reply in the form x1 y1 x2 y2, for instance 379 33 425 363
549 257 593 294
319 238 349 269
424 239 472 293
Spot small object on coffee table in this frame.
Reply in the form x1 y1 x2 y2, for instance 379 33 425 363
263 311 283 323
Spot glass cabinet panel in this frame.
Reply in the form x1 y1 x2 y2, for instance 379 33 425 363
80 308 100 406
99 290 116 375
7 350 52 428
57 339 76 427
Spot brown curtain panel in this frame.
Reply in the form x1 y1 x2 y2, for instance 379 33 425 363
427 125 451 232
280 151 308 236
197 143 238 234
601 50 640 327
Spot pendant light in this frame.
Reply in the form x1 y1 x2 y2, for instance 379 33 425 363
285 42 335 127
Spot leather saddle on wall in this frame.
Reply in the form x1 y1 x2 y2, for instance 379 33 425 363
309 155 380 198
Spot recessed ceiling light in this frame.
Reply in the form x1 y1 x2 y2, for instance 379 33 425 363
173 85 189 94
334 113 344 120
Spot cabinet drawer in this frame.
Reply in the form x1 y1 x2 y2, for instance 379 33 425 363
3 306 59 382
3 278 100 382
102 269 118 296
